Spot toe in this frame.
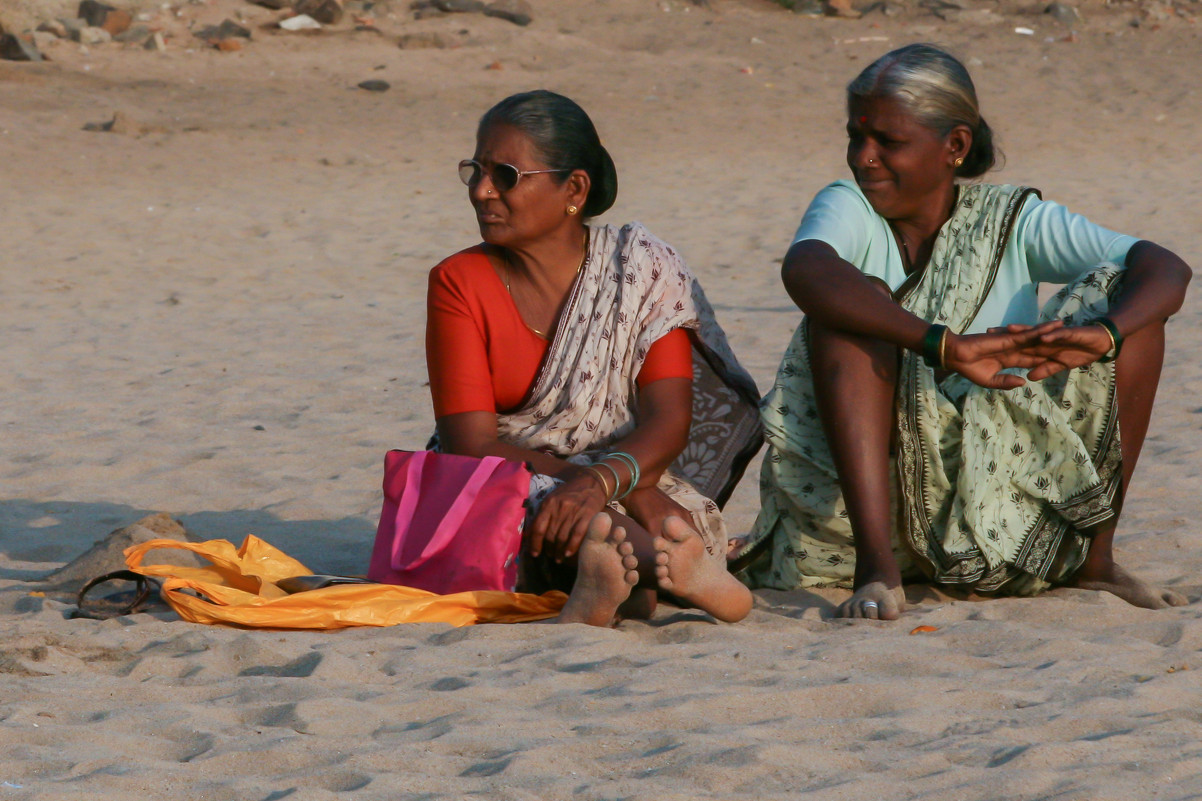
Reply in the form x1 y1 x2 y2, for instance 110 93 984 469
662 515 693 543
652 536 669 553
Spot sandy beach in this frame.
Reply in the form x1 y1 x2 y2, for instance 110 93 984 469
3 0 1202 796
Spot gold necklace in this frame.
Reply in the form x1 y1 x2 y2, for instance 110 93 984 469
503 230 589 340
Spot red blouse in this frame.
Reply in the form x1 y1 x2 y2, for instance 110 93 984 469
426 248 693 418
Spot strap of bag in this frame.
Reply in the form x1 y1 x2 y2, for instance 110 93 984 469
391 453 511 571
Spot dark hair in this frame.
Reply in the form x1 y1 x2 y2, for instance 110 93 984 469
848 43 1000 178
478 90 618 218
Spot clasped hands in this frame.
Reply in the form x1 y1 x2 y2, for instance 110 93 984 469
946 319 1116 390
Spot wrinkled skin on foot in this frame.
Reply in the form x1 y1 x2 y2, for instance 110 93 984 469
835 581 906 620
1071 562 1188 609
653 516 752 623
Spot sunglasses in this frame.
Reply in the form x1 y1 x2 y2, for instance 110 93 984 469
458 159 571 192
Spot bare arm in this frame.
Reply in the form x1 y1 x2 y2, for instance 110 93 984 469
437 377 693 560
783 240 1058 389
1026 240 1192 380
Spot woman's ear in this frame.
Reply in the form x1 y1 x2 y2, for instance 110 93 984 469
566 169 591 210
947 124 973 166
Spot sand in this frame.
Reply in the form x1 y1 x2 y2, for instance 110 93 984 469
2 0 1202 797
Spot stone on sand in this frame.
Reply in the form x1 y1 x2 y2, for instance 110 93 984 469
0 33 43 61
78 0 132 35
483 0 533 25
39 512 203 594
294 0 345 24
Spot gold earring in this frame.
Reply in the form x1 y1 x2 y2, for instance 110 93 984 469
954 157 964 167
567 205 578 215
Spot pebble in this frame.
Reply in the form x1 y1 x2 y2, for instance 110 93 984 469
143 31 167 51
295 0 345 24
397 31 450 48
36 20 69 38
113 24 152 44
435 0 486 11
77 26 112 45
483 0 533 25
357 79 390 91
1044 1 1080 24
279 14 322 30
194 19 251 41
0 33 43 61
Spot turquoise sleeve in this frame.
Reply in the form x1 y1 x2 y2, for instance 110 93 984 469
791 182 874 269
1018 196 1140 284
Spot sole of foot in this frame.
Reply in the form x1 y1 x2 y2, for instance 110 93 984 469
653 515 752 623
555 513 639 627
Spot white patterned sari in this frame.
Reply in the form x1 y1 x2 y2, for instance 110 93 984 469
495 222 762 565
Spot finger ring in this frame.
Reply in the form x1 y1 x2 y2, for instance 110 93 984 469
862 601 879 609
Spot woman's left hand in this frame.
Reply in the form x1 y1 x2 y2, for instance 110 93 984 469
1020 323 1116 381
528 470 610 562
943 321 1063 389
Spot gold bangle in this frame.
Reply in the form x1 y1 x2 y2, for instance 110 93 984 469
593 460 622 502
583 466 612 500
1094 321 1117 355
938 327 949 369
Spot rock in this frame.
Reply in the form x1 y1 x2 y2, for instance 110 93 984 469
37 19 69 38
77 26 112 44
483 0 532 25
194 19 251 41
435 0 484 11
143 30 166 50
249 0 291 7
214 37 243 51
113 23 150 43
279 13 322 29
358 79 390 91
57 17 87 39
78 0 113 27
78 0 132 34
39 512 202 595
295 0 345 24
82 111 167 136
32 30 59 50
825 0 862 17
0 33 43 61
397 30 449 48
1044 1 1080 23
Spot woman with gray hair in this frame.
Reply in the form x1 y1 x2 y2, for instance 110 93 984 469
733 44 1192 619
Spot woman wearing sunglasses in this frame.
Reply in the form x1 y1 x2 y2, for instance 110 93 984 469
732 44 1191 620
426 90 760 626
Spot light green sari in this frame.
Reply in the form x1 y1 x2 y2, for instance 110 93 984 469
737 184 1123 595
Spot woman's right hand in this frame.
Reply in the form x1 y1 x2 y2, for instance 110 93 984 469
943 321 1063 389
527 469 611 562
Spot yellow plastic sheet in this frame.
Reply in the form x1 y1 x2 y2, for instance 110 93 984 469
124 536 566 629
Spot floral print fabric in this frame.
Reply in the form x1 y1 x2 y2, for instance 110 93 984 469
737 184 1122 594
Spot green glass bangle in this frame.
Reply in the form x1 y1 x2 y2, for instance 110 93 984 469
922 324 948 369
605 451 641 499
1094 316 1123 363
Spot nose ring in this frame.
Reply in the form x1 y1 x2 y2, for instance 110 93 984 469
867 158 875 164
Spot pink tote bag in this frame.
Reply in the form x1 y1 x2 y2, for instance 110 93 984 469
367 450 531 594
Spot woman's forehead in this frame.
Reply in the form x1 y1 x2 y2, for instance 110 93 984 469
475 123 542 165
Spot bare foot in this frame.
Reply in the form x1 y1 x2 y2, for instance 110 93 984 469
555 513 639 627
653 516 753 623
1070 562 1188 609
835 581 906 620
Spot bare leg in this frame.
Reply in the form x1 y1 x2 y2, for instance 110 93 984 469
555 514 639 626
809 316 907 620
1070 322 1187 608
653 516 753 622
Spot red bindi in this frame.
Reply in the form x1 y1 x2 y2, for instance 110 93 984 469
858 115 868 124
